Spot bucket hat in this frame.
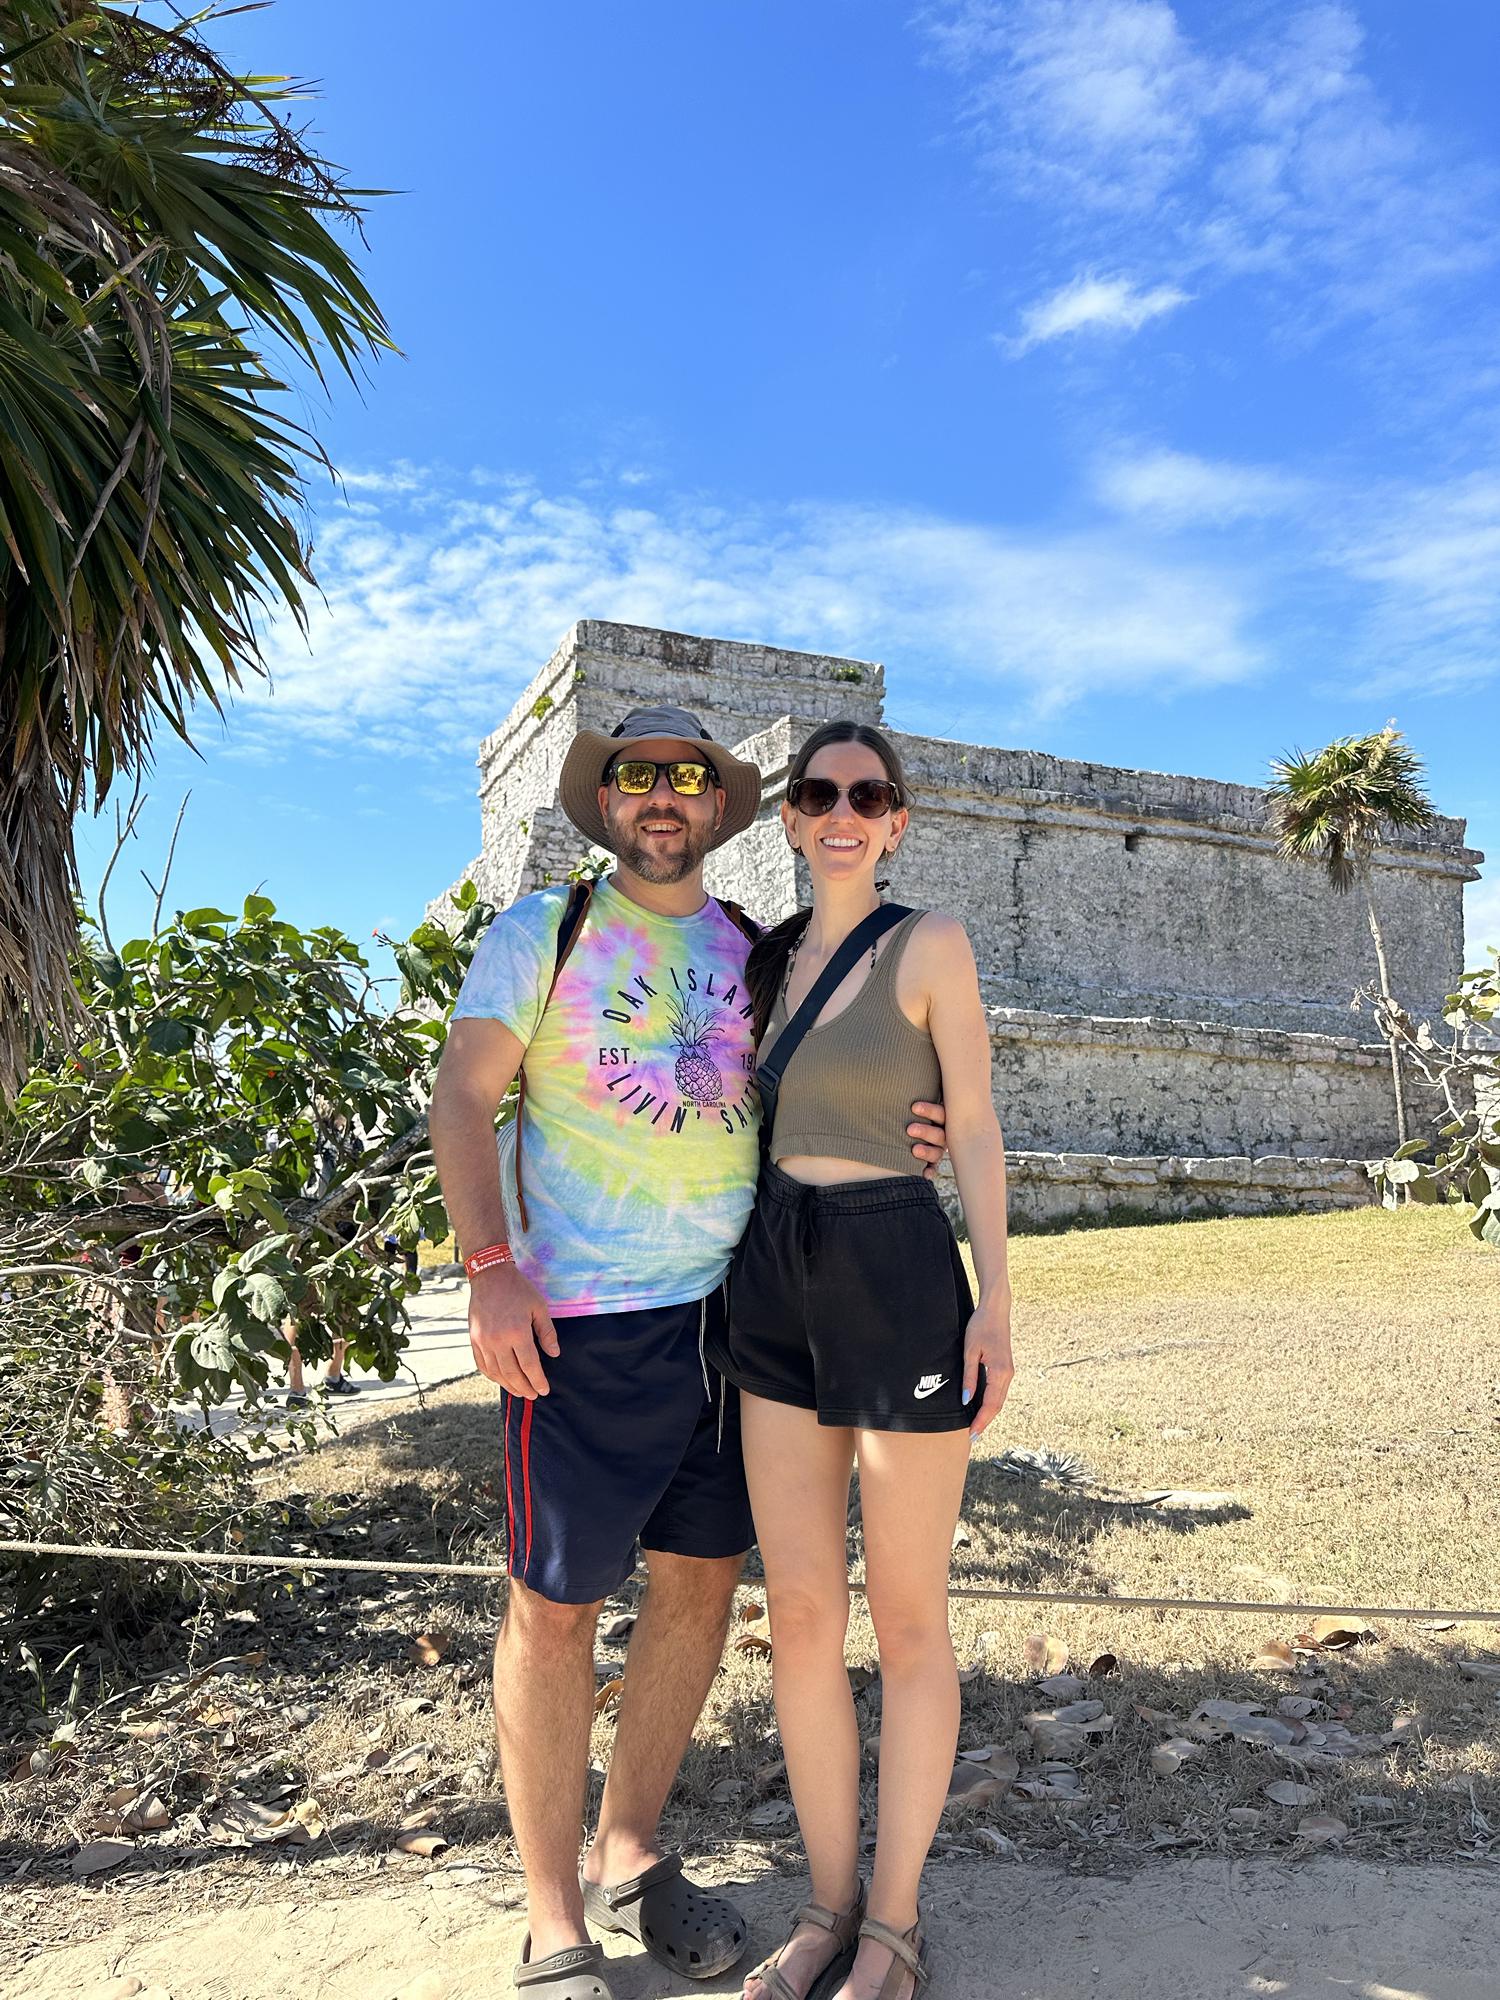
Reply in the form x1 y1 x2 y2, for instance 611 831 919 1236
557 704 763 854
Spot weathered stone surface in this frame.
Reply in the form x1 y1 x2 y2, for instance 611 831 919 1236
976 1154 1378 1228
986 1007 1444 1161
430 620 1486 1226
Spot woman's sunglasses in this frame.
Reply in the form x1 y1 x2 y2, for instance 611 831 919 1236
609 758 717 797
787 776 901 819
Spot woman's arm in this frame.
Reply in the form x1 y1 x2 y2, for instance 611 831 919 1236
915 916 1014 1439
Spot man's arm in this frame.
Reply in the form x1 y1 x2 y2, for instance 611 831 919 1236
429 1018 560 1398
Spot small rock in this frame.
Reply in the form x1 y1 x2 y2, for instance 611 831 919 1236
82 1980 146 2000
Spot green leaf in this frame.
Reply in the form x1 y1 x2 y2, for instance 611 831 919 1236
1390 1139 1429 1162
241 1272 288 1324
242 894 276 922
145 1018 195 1057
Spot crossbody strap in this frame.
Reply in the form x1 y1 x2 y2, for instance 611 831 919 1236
511 879 594 1231
754 904 912 1146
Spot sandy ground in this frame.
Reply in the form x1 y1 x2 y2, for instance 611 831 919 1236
7 1856 1498 2000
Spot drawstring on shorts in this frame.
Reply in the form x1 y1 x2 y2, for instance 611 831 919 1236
697 1284 729 1453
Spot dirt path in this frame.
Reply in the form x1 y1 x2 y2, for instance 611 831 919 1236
8 1856 1497 2000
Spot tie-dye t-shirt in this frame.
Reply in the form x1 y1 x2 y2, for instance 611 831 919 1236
450 875 760 1316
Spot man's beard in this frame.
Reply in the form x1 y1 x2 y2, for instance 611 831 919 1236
607 803 715 883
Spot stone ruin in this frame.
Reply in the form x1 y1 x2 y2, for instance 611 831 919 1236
433 620 1484 1227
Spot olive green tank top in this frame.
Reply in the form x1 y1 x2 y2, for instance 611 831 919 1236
761 912 942 1174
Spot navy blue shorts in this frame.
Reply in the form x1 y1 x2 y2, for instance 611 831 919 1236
500 1287 753 1605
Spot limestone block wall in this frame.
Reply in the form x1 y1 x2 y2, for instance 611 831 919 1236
703 717 801 921
988 1009 1437 1160
995 1153 1378 1228
890 733 1479 1042
433 621 882 920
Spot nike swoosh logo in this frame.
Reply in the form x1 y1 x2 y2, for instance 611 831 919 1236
913 1377 948 1400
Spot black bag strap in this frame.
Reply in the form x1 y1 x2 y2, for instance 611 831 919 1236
755 904 912 1141
512 880 595 1230
713 895 764 945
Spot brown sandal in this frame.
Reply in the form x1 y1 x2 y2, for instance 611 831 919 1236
856 1914 932 1999
745 1881 867 2000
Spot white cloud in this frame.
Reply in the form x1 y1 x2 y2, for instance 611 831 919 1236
1095 446 1305 524
1331 476 1500 693
921 0 1499 332
1006 272 1190 353
240 467 1264 756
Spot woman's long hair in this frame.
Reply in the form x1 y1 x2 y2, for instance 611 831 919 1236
745 720 912 1042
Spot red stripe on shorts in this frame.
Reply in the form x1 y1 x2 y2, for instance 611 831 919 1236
502 1392 518 1575
520 1397 536 1580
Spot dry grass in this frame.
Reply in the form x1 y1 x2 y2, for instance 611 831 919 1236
7 1205 1499 1914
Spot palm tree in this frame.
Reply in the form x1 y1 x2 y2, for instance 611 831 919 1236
1266 725 1436 1149
0 1 391 1095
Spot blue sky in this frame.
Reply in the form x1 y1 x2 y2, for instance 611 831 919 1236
78 0 1500 967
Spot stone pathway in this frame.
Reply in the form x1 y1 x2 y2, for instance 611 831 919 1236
171 1277 475 1442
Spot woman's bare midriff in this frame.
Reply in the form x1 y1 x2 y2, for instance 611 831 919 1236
773 1154 907 1186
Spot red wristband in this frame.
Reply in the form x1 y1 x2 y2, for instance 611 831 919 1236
464 1243 515 1279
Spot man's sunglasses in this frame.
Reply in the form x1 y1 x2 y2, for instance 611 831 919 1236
787 776 901 819
609 758 718 798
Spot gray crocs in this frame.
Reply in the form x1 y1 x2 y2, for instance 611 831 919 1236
582 1853 748 1979
514 1937 616 1997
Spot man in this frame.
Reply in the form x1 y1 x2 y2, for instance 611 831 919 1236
429 705 946 1999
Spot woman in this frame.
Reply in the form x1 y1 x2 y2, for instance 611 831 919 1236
706 721 1014 2000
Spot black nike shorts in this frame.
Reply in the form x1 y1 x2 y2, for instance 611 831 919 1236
705 1161 978 1432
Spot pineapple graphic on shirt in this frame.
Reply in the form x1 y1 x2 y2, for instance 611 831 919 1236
668 995 725 1105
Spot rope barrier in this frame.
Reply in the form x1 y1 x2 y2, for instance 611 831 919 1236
5 1540 1499 1626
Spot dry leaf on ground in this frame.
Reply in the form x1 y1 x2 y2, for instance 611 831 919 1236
747 1799 795 1828
1264 1780 1318 1806
1036 1673 1086 1700
71 1839 135 1877
395 1829 450 1857
1250 1639 1296 1671
593 1677 625 1713
1150 1738 1204 1777
205 1793 322 1846
410 1631 453 1667
1458 1659 1500 1682
1297 1812 1349 1844
733 1632 773 1657
1023 1632 1069 1676
1309 1617 1377 1650
945 1762 1011 1806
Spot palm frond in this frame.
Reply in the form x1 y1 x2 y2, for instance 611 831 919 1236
0 0 393 1095
1266 727 1435 894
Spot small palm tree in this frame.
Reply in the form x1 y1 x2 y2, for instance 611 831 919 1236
0 1 391 1095
1266 725 1436 1149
